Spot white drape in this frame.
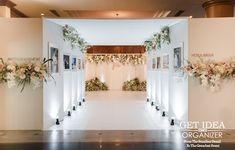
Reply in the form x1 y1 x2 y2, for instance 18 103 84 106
86 62 147 90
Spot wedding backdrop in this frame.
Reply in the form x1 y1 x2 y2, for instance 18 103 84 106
86 53 147 90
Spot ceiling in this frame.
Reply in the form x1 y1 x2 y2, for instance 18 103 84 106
50 19 184 45
11 0 207 18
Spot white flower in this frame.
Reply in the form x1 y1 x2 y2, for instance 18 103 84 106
34 66 40 72
201 79 208 87
7 64 16 71
20 74 26 79
7 80 16 88
6 73 15 80
31 78 40 89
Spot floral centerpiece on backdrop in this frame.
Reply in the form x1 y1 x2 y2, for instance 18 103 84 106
86 54 146 65
184 58 235 92
0 58 52 92
86 77 108 91
122 78 146 91
63 25 90 53
144 26 170 51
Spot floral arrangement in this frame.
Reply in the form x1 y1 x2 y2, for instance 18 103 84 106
184 58 235 92
122 78 146 91
85 77 108 91
0 58 52 92
86 54 146 65
63 25 90 53
144 26 170 51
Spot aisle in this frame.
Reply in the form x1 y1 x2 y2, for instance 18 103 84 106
50 91 176 130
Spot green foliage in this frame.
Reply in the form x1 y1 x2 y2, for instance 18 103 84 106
144 26 170 51
122 78 146 91
86 77 108 91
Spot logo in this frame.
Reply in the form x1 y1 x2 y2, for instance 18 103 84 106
180 121 225 148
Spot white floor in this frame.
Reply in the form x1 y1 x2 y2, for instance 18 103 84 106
50 91 177 130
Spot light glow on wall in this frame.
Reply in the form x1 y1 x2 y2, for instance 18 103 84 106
172 86 186 121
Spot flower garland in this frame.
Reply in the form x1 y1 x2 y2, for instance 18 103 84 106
86 77 108 91
122 78 146 91
63 25 90 53
86 54 146 65
0 58 52 92
144 26 170 51
184 58 235 92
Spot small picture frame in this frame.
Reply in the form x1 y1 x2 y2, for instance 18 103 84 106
174 43 184 75
77 58 81 70
157 56 161 69
152 58 156 69
162 54 169 69
48 43 59 74
63 54 70 70
82 59 85 70
71 56 77 71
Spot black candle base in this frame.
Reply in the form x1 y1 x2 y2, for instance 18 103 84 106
162 111 166 117
83 98 85 102
79 102 82 106
56 118 60 125
151 102 154 106
170 119 175 126
155 106 160 111
68 111 71 117
72 106 76 111
147 98 149 102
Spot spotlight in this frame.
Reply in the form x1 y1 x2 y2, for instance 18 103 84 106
170 119 175 126
151 101 154 106
155 106 160 111
68 110 71 116
82 98 85 102
72 105 76 111
147 98 149 102
79 102 82 106
56 118 60 125
162 111 166 117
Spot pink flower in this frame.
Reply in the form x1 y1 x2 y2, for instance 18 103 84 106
0 64 4 70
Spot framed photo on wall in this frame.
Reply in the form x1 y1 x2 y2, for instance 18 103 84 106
48 43 59 74
77 58 81 70
162 54 169 69
71 56 77 71
63 54 70 70
174 43 184 75
152 58 156 69
82 59 85 70
157 57 161 69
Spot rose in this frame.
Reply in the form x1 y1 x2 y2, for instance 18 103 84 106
34 66 40 72
20 74 26 79
7 64 16 71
